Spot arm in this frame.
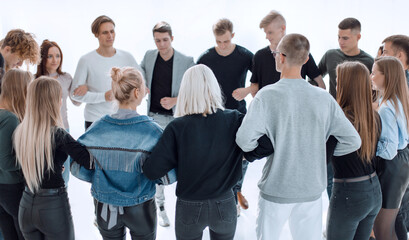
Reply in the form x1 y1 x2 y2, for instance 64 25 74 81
328 101 361 156
232 83 259 100
243 134 274 162
376 106 399 160
143 124 178 180
0 115 20 171
313 75 326 89
57 129 95 170
66 73 84 106
71 58 107 104
236 97 268 152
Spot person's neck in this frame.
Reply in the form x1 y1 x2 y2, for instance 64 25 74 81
118 102 137 112
342 47 360 56
47 69 58 78
280 66 303 80
269 42 279 51
215 44 236 57
97 46 116 57
160 48 174 61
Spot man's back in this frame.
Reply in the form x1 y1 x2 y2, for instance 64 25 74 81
237 78 360 203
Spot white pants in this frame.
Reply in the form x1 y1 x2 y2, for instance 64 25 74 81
256 195 322 240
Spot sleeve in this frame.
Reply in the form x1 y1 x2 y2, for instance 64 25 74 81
247 51 254 73
66 73 81 106
71 57 106 104
140 54 147 81
376 106 399 160
142 124 178 180
243 134 274 162
187 56 195 68
318 52 328 77
0 116 20 171
128 53 143 74
328 101 362 156
236 97 268 152
250 53 259 83
305 54 321 79
56 129 95 170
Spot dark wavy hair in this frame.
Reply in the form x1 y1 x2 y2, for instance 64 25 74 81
35 39 64 78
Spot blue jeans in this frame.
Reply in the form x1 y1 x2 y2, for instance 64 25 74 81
327 163 334 199
175 191 237 240
233 160 248 203
326 175 382 240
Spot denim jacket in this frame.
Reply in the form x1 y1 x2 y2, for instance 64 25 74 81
71 113 176 207
377 98 409 160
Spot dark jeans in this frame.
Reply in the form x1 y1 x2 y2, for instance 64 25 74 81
175 191 237 240
18 187 74 240
94 198 157 240
85 121 93 130
233 160 249 203
396 186 409 240
327 163 334 199
326 175 382 240
0 182 24 240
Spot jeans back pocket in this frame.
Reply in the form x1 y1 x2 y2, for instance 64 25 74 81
215 196 236 223
176 199 203 226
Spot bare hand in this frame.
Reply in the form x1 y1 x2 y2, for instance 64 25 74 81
73 84 88 96
105 90 114 101
232 88 249 101
160 97 177 110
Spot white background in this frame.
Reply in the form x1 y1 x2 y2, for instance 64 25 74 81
2 0 409 239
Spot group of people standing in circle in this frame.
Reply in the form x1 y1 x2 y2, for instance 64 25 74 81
0 9 409 240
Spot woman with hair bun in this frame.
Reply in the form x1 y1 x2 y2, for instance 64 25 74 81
72 66 171 240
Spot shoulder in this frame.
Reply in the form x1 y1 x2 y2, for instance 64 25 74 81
61 72 73 80
197 48 214 62
0 110 19 125
254 46 269 57
236 45 254 58
80 50 98 61
116 49 136 60
175 49 194 61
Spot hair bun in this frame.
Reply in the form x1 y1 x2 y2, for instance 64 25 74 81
111 67 123 82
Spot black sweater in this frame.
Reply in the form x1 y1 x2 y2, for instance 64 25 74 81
143 109 273 200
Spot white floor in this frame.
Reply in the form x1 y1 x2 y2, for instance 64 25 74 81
68 158 330 240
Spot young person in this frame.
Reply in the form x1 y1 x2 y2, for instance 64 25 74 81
71 67 172 240
71 15 141 130
0 29 40 93
236 34 361 240
13 77 95 240
0 69 32 240
197 18 253 213
140 21 194 227
371 56 409 240
143 65 271 240
36 39 86 185
326 62 382 240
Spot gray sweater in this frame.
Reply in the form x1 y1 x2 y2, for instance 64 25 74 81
236 78 361 204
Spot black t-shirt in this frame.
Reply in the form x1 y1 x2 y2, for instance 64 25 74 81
250 46 321 89
41 128 93 189
197 45 253 114
326 112 381 178
150 55 173 115
0 53 4 94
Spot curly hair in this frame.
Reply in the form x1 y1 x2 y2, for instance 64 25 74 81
1 29 40 66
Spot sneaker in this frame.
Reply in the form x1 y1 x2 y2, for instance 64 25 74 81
237 191 249 209
237 204 241 217
158 205 170 227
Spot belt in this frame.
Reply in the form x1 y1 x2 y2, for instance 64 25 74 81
24 186 66 196
333 172 377 183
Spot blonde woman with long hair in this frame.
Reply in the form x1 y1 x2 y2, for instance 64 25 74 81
371 56 409 240
0 69 32 240
13 77 95 240
325 62 382 240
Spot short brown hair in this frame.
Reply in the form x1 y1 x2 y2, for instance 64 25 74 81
213 19 233 35
152 21 172 37
91 15 115 36
278 33 310 66
383 35 409 66
259 10 286 29
338 18 361 32
1 29 40 66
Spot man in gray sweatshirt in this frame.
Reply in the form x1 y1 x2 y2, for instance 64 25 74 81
236 33 361 240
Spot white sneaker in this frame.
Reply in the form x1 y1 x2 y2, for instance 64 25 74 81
158 206 170 227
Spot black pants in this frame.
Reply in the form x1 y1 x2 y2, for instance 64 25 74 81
94 198 157 240
0 182 24 240
326 176 382 240
85 121 93 130
175 191 237 240
18 187 74 240
396 186 409 240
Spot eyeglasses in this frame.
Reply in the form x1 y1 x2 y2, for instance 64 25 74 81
271 50 286 58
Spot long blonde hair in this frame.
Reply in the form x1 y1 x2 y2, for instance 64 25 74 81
14 77 63 192
174 64 224 117
375 56 409 130
0 69 32 121
336 62 378 163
